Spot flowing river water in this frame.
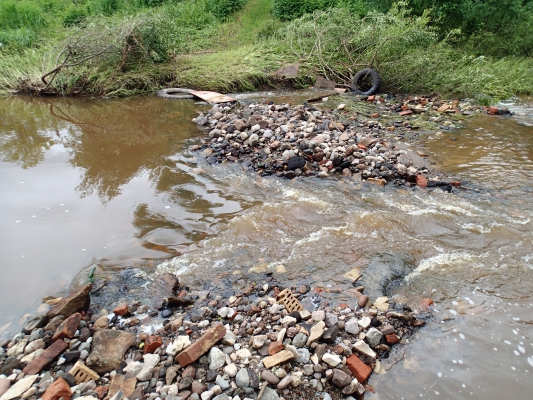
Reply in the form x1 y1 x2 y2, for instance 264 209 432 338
1 94 532 398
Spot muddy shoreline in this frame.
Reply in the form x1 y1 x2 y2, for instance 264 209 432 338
0 265 433 400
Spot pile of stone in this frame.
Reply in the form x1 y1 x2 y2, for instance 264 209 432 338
190 100 460 190
0 274 431 400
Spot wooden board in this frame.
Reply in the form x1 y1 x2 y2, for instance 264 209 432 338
190 91 236 104
306 90 339 102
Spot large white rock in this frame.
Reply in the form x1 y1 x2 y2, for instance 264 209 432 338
166 336 191 356
0 375 38 400
322 353 341 367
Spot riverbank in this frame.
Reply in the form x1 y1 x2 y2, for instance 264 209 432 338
2 0 533 101
0 266 432 400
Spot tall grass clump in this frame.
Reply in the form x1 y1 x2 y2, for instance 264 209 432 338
274 4 533 100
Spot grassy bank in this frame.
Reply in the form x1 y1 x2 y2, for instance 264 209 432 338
1 0 533 102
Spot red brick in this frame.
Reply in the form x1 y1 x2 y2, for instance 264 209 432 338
450 181 462 187
420 298 434 309
52 313 81 342
357 144 367 150
346 354 372 383
23 339 68 375
95 386 108 400
113 304 129 317
416 174 428 188
42 377 72 400
371 113 379 118
386 334 399 344
401 105 409 111
398 110 413 116
176 324 226 367
367 95 375 102
144 335 163 354
268 341 283 356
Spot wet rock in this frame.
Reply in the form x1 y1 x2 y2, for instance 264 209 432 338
87 330 135 374
322 325 339 344
22 315 47 334
332 369 352 387
365 328 383 348
151 273 180 309
47 283 92 319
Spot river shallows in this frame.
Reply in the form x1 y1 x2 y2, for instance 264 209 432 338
1 94 532 398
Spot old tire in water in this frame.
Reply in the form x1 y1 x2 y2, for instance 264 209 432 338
351 69 381 96
157 88 194 100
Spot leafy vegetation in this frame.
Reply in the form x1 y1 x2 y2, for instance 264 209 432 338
0 0 532 102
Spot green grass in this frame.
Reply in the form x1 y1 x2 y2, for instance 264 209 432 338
1 0 533 102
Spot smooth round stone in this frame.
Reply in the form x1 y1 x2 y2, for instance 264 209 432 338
161 309 172 318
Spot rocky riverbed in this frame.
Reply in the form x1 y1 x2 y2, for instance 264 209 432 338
189 94 504 189
0 271 432 400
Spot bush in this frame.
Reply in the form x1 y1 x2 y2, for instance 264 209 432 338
63 7 88 27
208 0 247 20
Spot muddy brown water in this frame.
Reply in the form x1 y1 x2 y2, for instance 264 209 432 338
1 93 532 398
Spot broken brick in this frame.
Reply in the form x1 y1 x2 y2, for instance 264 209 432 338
23 339 68 375
268 341 284 356
42 377 72 400
144 335 163 354
113 304 129 317
52 313 81 342
416 174 428 188
398 110 413 116
176 324 226 367
346 354 372 382
385 334 399 344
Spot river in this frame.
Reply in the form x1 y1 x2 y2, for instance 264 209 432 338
0 94 532 398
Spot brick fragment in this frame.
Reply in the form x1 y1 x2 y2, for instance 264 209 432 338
42 377 72 400
113 304 129 317
386 334 399 344
95 386 108 399
23 339 68 375
346 354 372 382
176 324 226 367
52 313 81 342
398 110 413 116
416 174 428 188
144 335 163 354
367 95 375 102
263 350 295 369
268 341 284 356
